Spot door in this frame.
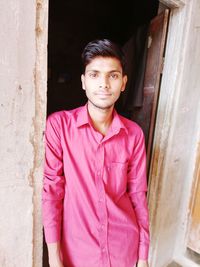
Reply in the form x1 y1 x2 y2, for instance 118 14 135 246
132 9 170 174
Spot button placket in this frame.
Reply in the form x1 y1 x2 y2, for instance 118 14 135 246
95 143 110 267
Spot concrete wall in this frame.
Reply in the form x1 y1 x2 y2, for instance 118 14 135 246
149 0 200 266
0 1 48 267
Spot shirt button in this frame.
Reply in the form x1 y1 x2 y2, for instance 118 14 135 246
99 224 104 230
99 197 103 202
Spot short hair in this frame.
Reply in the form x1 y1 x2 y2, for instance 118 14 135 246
81 39 126 74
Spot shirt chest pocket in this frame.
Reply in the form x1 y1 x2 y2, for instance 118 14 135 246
104 162 128 202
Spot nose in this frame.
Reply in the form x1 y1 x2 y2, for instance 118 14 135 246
99 75 109 89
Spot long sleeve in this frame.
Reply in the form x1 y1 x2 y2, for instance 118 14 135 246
42 113 65 243
127 128 150 260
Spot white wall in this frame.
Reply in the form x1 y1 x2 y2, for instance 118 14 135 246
149 0 200 266
0 1 48 266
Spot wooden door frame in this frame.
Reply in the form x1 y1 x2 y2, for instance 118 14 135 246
148 0 200 266
160 0 185 8
34 1 49 267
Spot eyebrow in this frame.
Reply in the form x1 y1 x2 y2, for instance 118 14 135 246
85 69 122 73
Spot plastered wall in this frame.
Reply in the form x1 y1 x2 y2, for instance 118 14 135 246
0 1 48 266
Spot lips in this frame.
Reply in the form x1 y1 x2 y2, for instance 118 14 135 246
95 92 112 96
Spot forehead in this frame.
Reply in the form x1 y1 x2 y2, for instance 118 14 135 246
85 56 122 73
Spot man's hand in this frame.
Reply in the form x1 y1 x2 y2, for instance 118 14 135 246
137 259 149 267
47 242 64 267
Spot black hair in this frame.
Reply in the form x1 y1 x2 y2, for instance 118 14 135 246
81 39 126 74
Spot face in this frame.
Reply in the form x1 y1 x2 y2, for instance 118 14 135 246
81 56 127 110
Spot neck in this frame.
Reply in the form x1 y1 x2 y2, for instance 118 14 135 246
87 102 114 136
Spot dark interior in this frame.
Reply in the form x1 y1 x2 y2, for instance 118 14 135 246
47 0 159 116
44 1 159 266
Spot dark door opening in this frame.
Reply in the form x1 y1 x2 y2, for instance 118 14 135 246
44 1 159 266
47 0 158 116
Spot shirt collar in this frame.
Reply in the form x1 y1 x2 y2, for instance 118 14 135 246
76 103 128 135
76 104 91 128
110 109 128 135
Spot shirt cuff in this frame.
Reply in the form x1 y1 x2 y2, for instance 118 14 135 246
44 226 61 243
138 244 149 260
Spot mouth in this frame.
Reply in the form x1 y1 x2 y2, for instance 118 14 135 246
95 92 112 97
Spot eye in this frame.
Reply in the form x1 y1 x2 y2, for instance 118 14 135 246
109 73 119 79
88 72 98 78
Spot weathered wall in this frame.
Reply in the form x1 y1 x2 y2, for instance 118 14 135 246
0 1 48 267
149 0 200 266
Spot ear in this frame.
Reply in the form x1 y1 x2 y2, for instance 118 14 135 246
81 74 86 90
121 75 128 92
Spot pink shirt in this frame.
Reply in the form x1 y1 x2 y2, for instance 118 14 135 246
42 104 150 267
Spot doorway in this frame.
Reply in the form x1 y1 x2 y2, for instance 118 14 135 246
47 0 159 116
44 1 159 266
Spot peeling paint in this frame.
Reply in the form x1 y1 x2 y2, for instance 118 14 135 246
32 1 49 267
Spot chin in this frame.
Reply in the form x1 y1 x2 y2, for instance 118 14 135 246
89 100 114 110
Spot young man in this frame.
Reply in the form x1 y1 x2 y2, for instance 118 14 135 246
42 39 150 267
